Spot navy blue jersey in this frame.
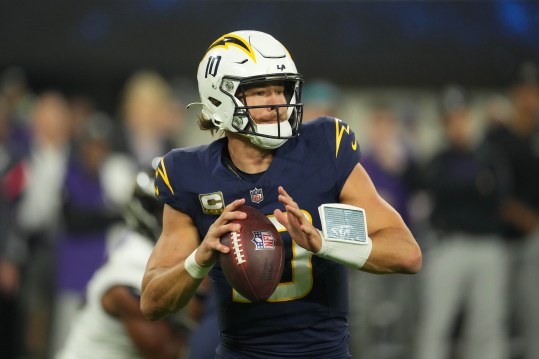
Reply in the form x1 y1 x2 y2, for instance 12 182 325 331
155 117 361 358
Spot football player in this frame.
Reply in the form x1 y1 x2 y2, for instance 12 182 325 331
141 30 422 358
56 170 187 359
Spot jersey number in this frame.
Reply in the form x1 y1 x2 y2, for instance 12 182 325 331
232 211 314 303
205 56 221 78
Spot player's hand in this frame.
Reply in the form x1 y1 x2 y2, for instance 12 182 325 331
274 186 322 253
196 198 247 266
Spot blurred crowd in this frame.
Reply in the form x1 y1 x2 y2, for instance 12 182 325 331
1 63 539 359
0 67 190 358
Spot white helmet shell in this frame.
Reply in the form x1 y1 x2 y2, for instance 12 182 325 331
193 30 303 149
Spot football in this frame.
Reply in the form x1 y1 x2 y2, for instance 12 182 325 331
219 205 284 302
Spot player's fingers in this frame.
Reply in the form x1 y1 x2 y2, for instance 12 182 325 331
224 198 246 213
273 209 286 223
288 214 303 234
278 194 299 210
229 198 246 212
217 199 247 224
204 233 230 253
207 223 240 253
213 222 240 239
212 240 230 254
285 205 305 223
277 186 295 204
220 210 247 223
286 208 300 224
274 209 289 228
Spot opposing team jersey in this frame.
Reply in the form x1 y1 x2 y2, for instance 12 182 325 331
55 229 154 359
155 117 361 358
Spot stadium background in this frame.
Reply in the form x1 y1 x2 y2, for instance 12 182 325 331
2 1 538 110
1 1 539 359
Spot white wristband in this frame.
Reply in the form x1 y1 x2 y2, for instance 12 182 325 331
315 203 373 269
316 230 372 269
184 248 214 279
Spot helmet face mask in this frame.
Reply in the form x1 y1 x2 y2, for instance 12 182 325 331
231 76 303 139
193 31 304 149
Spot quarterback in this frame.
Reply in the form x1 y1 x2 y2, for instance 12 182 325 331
141 30 422 358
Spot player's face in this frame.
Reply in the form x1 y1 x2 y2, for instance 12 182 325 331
242 83 288 125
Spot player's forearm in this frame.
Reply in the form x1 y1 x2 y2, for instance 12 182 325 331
140 264 202 321
361 227 422 274
126 319 185 359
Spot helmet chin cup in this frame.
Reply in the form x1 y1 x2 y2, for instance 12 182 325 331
247 121 292 149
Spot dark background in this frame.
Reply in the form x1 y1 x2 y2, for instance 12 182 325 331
1 1 538 112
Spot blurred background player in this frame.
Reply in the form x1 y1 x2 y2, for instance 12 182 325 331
1 91 73 358
114 70 183 170
97 70 184 222
350 105 422 359
415 85 510 359
56 167 188 359
50 112 124 353
0 92 24 359
486 63 539 359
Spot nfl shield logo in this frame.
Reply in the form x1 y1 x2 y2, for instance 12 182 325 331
250 187 264 204
251 231 275 250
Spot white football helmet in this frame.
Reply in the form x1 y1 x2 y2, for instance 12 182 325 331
190 30 304 149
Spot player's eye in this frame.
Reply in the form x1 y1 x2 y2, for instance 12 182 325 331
274 86 285 95
245 88 265 97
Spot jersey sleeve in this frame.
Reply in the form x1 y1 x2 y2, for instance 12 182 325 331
324 117 362 189
154 150 187 212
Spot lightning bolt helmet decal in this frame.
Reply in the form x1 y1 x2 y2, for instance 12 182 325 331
206 33 257 63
